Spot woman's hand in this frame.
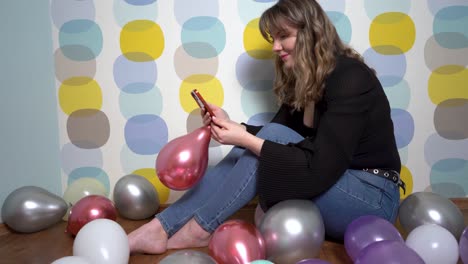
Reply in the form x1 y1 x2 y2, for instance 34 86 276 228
210 117 246 146
210 117 264 156
201 102 228 126
200 103 264 155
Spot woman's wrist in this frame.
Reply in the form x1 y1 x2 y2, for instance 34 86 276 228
243 134 264 156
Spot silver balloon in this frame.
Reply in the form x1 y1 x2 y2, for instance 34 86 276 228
259 200 325 264
1 186 68 233
159 250 217 264
113 174 160 220
399 191 465 239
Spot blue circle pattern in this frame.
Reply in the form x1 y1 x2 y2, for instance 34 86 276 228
52 2 111 192
181 17 226 59
426 1 468 196
125 115 168 155
174 0 219 26
59 19 103 61
433 6 468 49
50 0 468 200
113 0 158 28
113 1 168 164
125 0 157 5
113 54 157 93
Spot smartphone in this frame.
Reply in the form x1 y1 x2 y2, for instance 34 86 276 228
191 89 215 117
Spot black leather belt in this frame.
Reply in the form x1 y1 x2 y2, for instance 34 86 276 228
363 168 406 194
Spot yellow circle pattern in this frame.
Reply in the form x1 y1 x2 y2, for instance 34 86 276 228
399 165 413 200
179 74 224 114
369 12 415 55
58 77 102 115
243 18 273 59
428 65 468 104
120 20 165 62
133 168 170 204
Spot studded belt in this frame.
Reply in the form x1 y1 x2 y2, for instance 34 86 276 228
363 168 406 194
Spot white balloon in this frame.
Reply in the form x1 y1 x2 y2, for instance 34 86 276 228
405 224 459 264
51 256 91 264
73 219 129 264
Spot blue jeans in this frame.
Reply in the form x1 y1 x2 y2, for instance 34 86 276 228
156 123 400 240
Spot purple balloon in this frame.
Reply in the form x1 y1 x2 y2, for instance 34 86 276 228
344 215 403 261
296 259 331 264
461 227 468 264
355 240 425 264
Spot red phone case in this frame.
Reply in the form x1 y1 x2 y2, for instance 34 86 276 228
191 89 215 117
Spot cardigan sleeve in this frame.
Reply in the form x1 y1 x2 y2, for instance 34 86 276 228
257 61 378 210
241 123 263 135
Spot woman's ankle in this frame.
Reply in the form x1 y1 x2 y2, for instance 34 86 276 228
166 218 212 249
189 218 211 239
128 218 168 254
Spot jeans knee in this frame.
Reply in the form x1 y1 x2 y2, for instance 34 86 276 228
256 123 303 143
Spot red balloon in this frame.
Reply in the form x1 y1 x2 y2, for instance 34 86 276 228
156 126 211 190
66 195 117 236
209 219 266 264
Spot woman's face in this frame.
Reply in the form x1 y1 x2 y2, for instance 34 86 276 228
271 24 298 69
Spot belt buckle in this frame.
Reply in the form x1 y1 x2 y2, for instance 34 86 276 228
389 169 406 195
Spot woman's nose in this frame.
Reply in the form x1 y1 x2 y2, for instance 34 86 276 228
272 40 281 52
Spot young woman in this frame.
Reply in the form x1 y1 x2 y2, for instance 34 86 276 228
128 0 403 254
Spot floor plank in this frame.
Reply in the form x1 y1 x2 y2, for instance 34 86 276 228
1 199 466 264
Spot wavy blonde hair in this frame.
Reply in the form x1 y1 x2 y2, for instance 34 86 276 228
259 0 364 110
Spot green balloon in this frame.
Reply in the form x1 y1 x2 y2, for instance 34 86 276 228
250 260 275 264
62 177 108 221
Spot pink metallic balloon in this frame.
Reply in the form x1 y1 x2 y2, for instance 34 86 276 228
156 126 211 190
209 219 266 264
66 195 117 236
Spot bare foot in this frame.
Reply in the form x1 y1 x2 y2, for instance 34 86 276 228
128 218 168 254
167 218 212 249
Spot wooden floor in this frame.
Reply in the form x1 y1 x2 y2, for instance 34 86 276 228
1 199 467 264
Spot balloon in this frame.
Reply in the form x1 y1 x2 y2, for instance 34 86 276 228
1 186 68 233
254 203 265 228
209 219 266 264
355 240 424 264
344 215 404 261
405 224 459 264
63 177 108 221
133 168 170 204
51 256 91 264
296 259 331 264
250 260 274 264
159 249 217 264
460 227 468 264
113 174 160 220
156 126 211 190
399 191 465 239
73 219 129 264
259 200 325 264
66 195 117 236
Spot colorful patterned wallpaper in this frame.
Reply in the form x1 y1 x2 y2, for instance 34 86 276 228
50 0 467 204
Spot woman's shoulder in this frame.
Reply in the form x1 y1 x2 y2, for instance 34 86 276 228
335 55 372 73
325 55 379 97
328 55 375 81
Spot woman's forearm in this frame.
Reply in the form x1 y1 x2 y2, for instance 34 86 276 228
241 134 265 156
